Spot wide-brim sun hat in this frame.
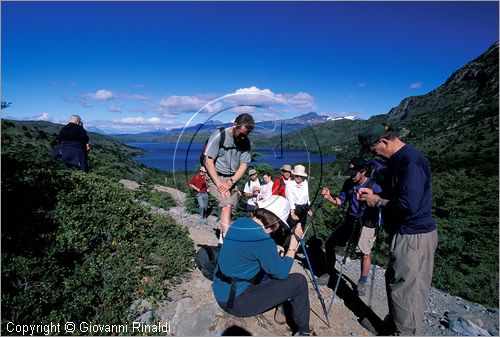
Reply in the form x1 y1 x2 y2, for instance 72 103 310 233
256 195 291 228
280 164 292 172
292 164 308 177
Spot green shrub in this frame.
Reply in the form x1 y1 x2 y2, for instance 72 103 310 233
133 183 176 210
1 160 193 333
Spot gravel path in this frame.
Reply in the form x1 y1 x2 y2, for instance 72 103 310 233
132 185 499 336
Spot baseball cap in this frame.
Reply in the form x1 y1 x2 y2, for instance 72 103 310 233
358 123 387 156
344 157 366 176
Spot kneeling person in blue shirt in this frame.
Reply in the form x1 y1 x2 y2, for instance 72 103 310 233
212 195 313 336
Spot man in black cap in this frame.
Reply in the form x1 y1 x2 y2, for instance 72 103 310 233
319 157 382 295
356 124 438 335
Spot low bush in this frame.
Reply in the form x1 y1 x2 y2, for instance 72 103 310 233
1 158 193 333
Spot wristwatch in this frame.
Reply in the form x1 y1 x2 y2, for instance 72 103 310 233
376 198 383 207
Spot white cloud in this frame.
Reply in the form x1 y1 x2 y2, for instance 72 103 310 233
226 86 316 111
347 94 356 99
357 82 367 88
158 95 222 115
284 92 316 110
410 82 423 89
86 89 114 101
227 86 284 106
115 116 161 124
35 112 52 121
91 117 183 133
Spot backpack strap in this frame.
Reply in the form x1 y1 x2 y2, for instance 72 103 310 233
217 127 226 149
215 265 261 309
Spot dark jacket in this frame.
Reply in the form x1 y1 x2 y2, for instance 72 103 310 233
382 144 436 235
57 123 89 172
338 177 382 228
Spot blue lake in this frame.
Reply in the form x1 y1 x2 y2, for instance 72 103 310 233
126 142 336 172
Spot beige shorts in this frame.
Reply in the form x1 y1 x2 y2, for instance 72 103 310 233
206 175 239 209
356 226 377 255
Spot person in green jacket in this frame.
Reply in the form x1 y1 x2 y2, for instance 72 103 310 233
212 195 313 336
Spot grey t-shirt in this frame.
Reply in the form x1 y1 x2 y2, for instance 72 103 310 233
204 128 251 175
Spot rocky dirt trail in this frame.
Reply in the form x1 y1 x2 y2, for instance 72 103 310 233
124 182 499 336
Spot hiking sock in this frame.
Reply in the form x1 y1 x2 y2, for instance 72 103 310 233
359 275 368 283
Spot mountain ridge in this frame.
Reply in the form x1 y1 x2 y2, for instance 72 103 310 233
270 40 498 174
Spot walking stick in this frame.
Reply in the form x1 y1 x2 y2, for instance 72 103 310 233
327 215 362 316
298 202 330 327
368 207 383 308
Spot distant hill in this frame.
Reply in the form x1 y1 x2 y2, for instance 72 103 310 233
277 41 499 174
110 112 342 143
1 119 149 181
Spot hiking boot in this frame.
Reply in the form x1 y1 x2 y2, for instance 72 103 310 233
274 305 286 325
315 274 330 286
357 280 367 296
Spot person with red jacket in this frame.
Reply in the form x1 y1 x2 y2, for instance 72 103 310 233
189 166 209 222
272 164 292 197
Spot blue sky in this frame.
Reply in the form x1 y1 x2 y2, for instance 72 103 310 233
2 1 498 133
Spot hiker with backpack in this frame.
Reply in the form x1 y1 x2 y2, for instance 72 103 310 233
212 195 314 336
203 113 255 244
318 157 382 296
189 166 209 223
242 169 261 212
356 124 438 336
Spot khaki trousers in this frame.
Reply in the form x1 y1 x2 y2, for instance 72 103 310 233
385 229 438 335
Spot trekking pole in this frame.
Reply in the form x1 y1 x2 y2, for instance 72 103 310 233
327 217 361 316
299 223 331 327
295 200 329 327
368 207 383 308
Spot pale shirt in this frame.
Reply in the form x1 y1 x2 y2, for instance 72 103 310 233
285 179 310 210
243 179 262 206
258 181 273 201
204 128 251 175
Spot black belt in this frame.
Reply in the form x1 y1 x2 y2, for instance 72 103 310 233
217 172 234 178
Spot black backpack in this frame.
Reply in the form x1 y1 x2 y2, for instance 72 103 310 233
200 127 226 166
194 244 220 280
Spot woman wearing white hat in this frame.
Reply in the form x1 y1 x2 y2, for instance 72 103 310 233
212 196 313 336
286 165 314 229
